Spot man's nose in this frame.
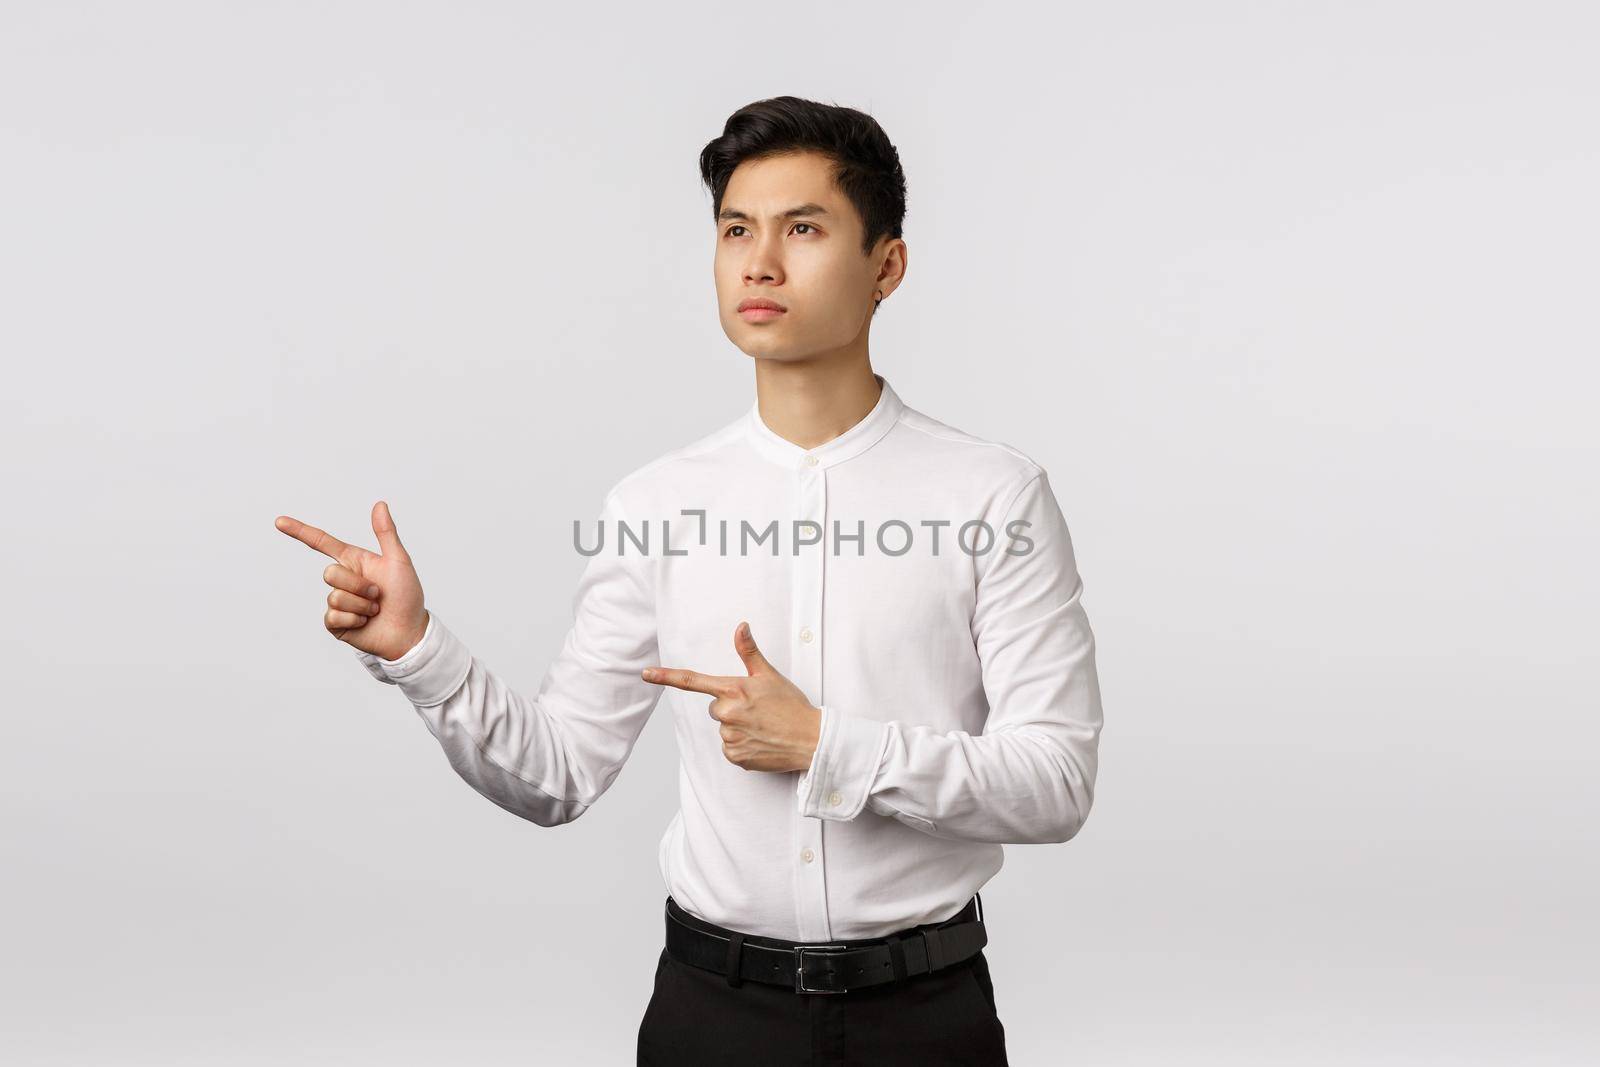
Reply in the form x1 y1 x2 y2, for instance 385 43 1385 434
743 235 784 285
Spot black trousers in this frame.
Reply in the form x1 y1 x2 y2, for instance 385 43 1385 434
637 898 1009 1066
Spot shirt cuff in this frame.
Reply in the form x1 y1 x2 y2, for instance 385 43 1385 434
356 650 396 684
795 704 892 821
355 612 434 683
355 611 472 707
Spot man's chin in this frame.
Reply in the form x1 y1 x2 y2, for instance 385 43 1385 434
729 335 808 363
742 348 817 365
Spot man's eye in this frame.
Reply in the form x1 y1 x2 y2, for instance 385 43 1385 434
722 223 818 238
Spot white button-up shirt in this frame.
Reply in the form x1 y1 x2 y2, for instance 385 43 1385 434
356 374 1103 941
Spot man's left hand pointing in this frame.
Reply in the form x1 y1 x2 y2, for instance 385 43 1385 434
643 622 822 773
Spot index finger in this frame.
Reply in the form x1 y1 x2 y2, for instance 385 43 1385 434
274 514 364 564
643 667 738 697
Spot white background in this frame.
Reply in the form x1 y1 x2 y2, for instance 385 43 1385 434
3 2 1595 1063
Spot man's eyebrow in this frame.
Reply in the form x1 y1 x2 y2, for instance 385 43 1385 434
716 203 833 223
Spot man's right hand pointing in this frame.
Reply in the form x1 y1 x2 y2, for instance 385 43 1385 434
273 500 430 661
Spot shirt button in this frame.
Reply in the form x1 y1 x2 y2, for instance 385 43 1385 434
803 454 819 467
828 791 842 807
801 848 815 863
799 626 814 644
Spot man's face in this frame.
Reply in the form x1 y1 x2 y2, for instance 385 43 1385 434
712 150 890 363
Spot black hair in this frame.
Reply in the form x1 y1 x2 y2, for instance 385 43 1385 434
699 96 908 258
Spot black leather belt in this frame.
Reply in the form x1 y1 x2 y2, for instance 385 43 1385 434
663 894 988 995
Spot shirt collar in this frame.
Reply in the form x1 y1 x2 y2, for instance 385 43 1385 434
744 373 905 471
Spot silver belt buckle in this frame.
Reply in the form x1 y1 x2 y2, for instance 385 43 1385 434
794 943 852 994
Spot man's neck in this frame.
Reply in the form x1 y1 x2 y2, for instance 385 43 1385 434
752 358 883 451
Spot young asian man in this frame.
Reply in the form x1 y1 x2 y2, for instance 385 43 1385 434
275 94 1103 1066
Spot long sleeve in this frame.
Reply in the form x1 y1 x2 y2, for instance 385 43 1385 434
795 467 1103 845
355 489 662 826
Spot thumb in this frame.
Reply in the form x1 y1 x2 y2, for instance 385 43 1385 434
734 621 774 676
372 500 410 561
